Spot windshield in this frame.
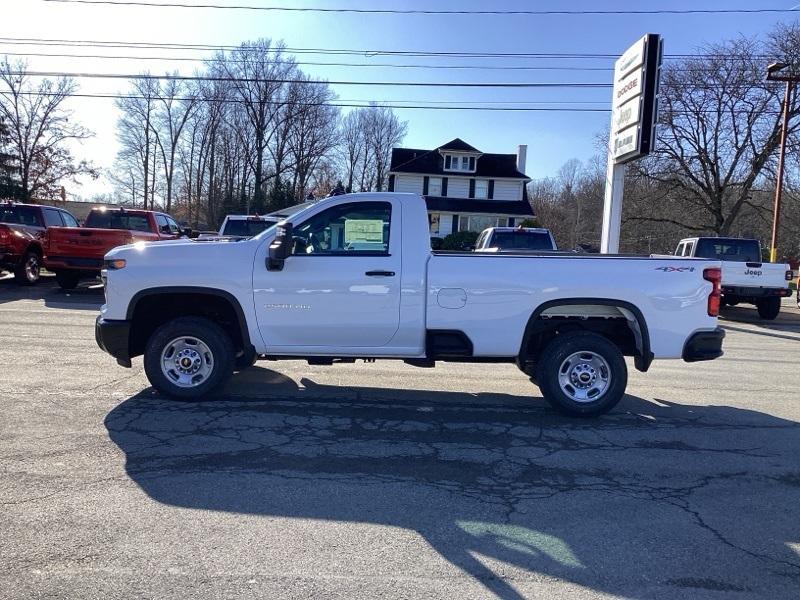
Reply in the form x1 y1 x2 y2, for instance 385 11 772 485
491 231 555 250
694 238 761 262
222 219 277 237
0 206 43 227
86 211 150 232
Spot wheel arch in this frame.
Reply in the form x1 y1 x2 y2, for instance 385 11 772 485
519 298 653 372
25 241 43 256
126 286 254 359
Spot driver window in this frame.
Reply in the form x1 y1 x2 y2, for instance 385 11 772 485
155 215 171 234
291 202 391 255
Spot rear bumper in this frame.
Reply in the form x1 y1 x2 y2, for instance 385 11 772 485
722 286 791 298
95 315 132 367
683 327 725 362
45 256 103 271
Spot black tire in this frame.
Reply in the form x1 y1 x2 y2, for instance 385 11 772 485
143 317 234 400
14 250 41 285
756 296 781 320
535 331 628 417
55 270 81 290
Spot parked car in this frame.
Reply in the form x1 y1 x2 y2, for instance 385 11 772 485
474 226 557 252
675 237 792 320
45 207 185 289
96 192 725 417
198 215 280 240
0 201 79 284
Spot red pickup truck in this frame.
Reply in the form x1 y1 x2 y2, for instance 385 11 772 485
45 207 185 289
0 202 80 285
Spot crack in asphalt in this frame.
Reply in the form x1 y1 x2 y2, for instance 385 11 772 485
91 395 800 582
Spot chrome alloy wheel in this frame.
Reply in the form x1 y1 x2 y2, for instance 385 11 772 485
160 336 215 388
557 351 611 403
25 253 40 281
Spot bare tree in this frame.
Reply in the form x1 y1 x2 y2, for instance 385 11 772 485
362 104 407 191
220 39 297 212
154 76 197 212
116 76 160 208
629 35 800 235
0 59 94 201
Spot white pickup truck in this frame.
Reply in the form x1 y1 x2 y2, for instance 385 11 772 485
474 226 557 252
675 237 793 320
96 192 725 417
197 214 280 240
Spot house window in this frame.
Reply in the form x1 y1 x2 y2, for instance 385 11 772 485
459 215 501 232
429 213 440 234
444 154 477 173
429 177 442 196
475 180 488 199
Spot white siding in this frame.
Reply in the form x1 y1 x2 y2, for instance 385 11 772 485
395 174 424 194
493 180 523 201
447 177 469 198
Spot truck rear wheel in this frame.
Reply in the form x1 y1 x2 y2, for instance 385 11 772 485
14 250 40 285
143 317 234 400
55 270 81 290
535 332 627 417
756 296 780 320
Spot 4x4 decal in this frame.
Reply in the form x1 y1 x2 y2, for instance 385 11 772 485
655 266 696 272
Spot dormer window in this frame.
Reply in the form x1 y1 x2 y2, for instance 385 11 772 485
444 153 477 173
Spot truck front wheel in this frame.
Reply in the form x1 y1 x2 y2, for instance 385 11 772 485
143 317 234 400
534 332 628 417
756 296 781 320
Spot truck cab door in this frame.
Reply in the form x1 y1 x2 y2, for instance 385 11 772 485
253 199 401 351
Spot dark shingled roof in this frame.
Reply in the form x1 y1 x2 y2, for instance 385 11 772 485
422 196 534 217
390 145 529 179
437 138 481 153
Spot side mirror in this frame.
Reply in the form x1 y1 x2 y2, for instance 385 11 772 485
182 227 194 238
267 221 293 271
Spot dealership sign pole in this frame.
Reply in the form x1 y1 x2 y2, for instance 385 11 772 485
600 34 663 253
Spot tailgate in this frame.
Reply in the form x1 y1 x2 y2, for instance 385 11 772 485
47 227 133 259
721 261 790 289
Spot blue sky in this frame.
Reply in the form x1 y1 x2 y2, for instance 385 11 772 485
2 0 796 198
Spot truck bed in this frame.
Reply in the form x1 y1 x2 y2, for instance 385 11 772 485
427 252 720 359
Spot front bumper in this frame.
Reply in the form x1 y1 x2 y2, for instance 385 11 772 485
95 315 132 367
683 327 725 362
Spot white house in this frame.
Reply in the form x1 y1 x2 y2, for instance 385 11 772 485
387 138 533 237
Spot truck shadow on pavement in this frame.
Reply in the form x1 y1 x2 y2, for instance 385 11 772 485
106 373 800 599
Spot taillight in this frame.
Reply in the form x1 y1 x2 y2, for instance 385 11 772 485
0 228 7 244
704 267 722 317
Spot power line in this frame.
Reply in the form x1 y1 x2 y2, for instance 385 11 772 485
4 90 782 116
40 0 800 16
5 90 612 111
0 37 769 60
0 51 616 72
12 70 615 88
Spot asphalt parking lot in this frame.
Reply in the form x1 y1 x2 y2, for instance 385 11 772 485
1 275 799 599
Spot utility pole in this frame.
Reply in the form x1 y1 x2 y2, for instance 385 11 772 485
765 62 799 263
